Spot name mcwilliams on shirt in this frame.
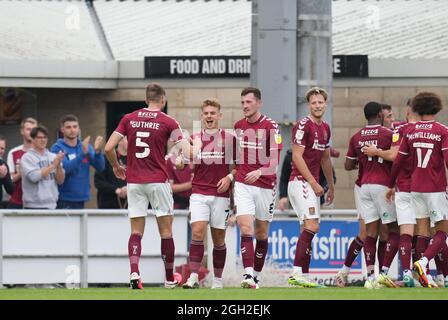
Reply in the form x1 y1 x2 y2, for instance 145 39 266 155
176 303 271 318
406 132 441 141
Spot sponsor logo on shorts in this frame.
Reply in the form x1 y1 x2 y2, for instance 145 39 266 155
383 212 389 218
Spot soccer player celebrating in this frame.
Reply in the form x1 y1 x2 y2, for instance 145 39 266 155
388 92 448 288
363 101 420 287
104 83 200 290
234 87 283 289
287 87 334 288
182 99 236 290
345 102 397 289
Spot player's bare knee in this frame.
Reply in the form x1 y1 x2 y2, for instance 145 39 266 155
358 230 367 242
304 219 319 233
191 228 206 241
387 221 399 233
255 230 268 240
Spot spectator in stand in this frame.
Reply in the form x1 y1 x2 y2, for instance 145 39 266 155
51 114 105 209
0 136 14 208
7 117 37 209
21 126 65 209
95 137 128 209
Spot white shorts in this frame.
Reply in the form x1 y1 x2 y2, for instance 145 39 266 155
354 185 362 219
288 178 320 222
359 184 396 225
189 193 230 229
411 192 448 224
395 192 416 226
234 182 275 222
127 183 173 218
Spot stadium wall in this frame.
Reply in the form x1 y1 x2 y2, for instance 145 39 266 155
27 84 448 209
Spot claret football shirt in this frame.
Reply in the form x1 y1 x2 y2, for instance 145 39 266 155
115 108 184 184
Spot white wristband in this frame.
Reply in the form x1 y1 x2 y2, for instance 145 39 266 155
227 173 234 181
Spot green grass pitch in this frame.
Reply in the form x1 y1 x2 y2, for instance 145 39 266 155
0 287 447 300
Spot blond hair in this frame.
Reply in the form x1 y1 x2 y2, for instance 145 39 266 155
305 87 328 102
201 98 221 111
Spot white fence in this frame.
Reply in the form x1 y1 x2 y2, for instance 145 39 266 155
0 209 399 288
0 209 189 288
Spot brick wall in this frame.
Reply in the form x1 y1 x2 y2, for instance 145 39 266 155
33 85 448 209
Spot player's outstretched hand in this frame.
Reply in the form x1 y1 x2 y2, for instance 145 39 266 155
113 164 126 180
244 169 262 184
217 176 232 193
385 187 395 203
310 181 325 197
175 154 185 170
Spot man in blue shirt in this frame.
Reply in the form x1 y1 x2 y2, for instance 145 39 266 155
51 114 105 209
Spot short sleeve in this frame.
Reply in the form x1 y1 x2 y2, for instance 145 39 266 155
325 124 331 148
346 135 357 160
442 125 448 152
167 118 184 143
267 119 283 152
292 122 309 148
115 115 128 137
391 127 402 147
398 134 410 156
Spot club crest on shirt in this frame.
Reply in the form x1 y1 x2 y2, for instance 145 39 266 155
392 133 400 143
295 130 304 141
275 134 282 144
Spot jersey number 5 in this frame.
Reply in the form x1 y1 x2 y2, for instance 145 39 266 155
416 147 432 168
136 131 150 159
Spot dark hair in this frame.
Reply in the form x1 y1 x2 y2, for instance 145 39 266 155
60 114 79 127
305 87 328 102
411 92 443 116
381 104 392 111
241 87 261 100
364 101 382 120
406 98 412 106
30 126 48 139
146 83 166 103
